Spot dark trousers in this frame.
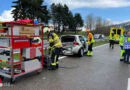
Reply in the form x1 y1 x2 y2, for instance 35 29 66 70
51 48 61 66
120 46 123 50
109 40 114 49
88 43 93 51
124 49 130 62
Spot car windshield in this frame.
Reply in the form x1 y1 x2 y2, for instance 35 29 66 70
61 36 75 42
94 34 100 37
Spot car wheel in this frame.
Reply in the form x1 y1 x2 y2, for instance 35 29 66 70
78 48 84 57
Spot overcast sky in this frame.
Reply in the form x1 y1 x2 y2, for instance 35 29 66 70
0 0 130 24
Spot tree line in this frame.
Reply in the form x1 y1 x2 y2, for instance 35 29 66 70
12 0 111 35
50 3 83 33
86 14 112 35
12 0 83 33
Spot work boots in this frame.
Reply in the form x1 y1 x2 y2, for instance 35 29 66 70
120 57 124 61
48 65 56 70
87 51 90 56
87 51 93 56
90 51 93 56
56 64 59 69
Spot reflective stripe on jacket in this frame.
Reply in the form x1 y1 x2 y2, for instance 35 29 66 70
109 34 115 40
88 33 95 44
48 33 62 48
128 37 130 42
119 35 124 46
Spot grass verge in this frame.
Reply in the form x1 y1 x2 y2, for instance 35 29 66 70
93 39 109 47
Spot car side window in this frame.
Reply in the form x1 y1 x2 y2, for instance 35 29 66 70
100 35 102 38
79 36 84 42
83 36 87 41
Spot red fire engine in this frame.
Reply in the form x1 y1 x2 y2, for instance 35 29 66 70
0 20 44 83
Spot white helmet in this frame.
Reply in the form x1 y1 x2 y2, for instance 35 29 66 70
43 27 49 33
43 27 52 33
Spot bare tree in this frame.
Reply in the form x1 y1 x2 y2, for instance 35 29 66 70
103 19 112 26
95 16 103 33
85 14 111 35
85 14 95 30
96 16 102 29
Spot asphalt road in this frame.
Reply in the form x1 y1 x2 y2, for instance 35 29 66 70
2 44 130 90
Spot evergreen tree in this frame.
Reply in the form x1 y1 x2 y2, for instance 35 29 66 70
12 0 50 24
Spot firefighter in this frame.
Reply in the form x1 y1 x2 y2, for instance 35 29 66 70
124 31 130 63
44 27 62 70
109 32 115 49
119 33 125 61
85 29 95 56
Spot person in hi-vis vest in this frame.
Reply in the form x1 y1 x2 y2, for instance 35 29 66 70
44 27 62 70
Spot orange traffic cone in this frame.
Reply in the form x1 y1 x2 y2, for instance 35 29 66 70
0 77 3 87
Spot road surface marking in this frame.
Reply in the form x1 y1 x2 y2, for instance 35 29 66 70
127 78 130 90
59 56 67 60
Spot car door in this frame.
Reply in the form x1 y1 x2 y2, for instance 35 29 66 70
79 36 87 51
82 36 88 51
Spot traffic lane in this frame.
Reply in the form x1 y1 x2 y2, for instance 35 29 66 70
56 44 129 90
2 44 130 90
94 38 106 42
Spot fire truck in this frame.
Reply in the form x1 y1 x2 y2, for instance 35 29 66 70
0 20 44 83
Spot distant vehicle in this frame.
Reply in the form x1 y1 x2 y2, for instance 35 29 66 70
110 27 124 43
94 34 105 39
61 35 88 57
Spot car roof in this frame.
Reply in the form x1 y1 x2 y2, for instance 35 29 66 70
61 35 84 37
94 34 101 35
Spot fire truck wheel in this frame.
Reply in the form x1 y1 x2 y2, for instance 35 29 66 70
10 78 15 84
37 69 42 74
0 75 4 81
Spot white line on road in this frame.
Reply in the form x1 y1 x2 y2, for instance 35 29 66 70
127 78 130 90
59 56 67 60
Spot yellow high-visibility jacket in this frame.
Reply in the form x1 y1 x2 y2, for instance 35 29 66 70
48 33 62 48
119 35 124 46
88 33 95 45
109 34 115 40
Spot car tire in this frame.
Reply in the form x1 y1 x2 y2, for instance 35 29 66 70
78 48 84 57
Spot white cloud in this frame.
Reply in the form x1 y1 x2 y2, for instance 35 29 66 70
46 0 130 9
113 20 130 24
0 8 14 22
107 18 130 24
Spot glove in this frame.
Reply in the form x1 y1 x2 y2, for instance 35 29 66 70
88 41 91 45
48 46 55 54
48 48 51 55
48 46 52 55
